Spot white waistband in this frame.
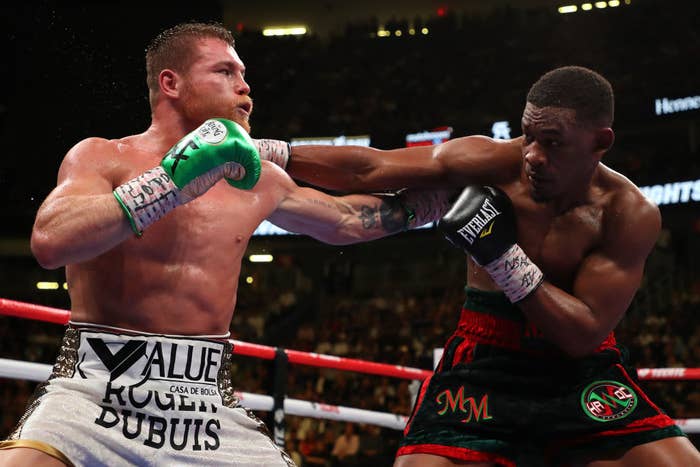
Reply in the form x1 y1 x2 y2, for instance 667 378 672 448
69 321 231 340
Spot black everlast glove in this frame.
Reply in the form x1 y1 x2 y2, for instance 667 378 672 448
438 185 516 265
438 185 544 303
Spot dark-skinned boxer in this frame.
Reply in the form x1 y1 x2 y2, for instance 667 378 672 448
259 66 700 467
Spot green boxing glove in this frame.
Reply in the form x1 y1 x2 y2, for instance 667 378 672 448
114 118 261 236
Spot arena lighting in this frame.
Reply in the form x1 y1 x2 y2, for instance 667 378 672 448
63 282 68 290
254 221 296 236
639 179 700 206
655 94 700 115
561 0 628 14
492 121 512 139
245 276 254 284
558 5 578 13
406 127 453 147
262 26 307 37
421 27 429 34
395 30 402 36
36 282 59 290
377 29 390 37
249 254 274 263
409 28 416 35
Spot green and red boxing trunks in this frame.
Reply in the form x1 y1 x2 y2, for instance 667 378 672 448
398 288 684 467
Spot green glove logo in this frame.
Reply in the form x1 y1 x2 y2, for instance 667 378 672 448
167 139 197 175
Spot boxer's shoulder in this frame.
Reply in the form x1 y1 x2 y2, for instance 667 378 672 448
595 164 658 217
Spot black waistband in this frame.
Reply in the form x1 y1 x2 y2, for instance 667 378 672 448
463 287 526 322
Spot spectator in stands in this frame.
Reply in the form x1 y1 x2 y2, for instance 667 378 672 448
330 423 360 466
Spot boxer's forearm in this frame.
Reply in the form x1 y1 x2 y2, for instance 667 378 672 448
31 194 134 269
269 185 449 246
324 189 452 244
287 137 496 192
287 145 383 191
321 196 407 245
269 192 406 245
518 283 612 357
288 144 446 193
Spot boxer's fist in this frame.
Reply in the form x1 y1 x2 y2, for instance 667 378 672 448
438 185 516 266
113 119 261 235
162 118 262 197
438 185 543 303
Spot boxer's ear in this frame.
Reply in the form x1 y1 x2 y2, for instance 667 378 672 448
593 127 614 159
159 69 180 99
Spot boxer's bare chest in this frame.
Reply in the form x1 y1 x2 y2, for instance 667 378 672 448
110 144 275 260
67 139 286 331
510 188 605 290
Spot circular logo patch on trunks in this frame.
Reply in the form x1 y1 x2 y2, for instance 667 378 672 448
580 380 638 422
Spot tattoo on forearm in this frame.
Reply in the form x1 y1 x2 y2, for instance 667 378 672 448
356 201 404 232
359 205 378 229
306 198 336 210
354 191 452 234
379 199 406 233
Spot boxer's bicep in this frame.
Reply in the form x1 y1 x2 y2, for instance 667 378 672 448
32 139 133 268
572 250 646 338
573 198 661 336
36 138 120 226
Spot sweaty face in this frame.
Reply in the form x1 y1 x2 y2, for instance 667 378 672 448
179 38 253 133
520 103 598 202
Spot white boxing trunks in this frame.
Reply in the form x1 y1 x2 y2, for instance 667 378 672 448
0 323 295 467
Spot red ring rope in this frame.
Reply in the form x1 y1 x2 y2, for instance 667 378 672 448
1 297 698 381
0 298 70 324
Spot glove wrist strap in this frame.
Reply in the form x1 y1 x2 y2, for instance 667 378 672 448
253 139 290 170
113 166 182 236
483 244 544 303
398 189 452 230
